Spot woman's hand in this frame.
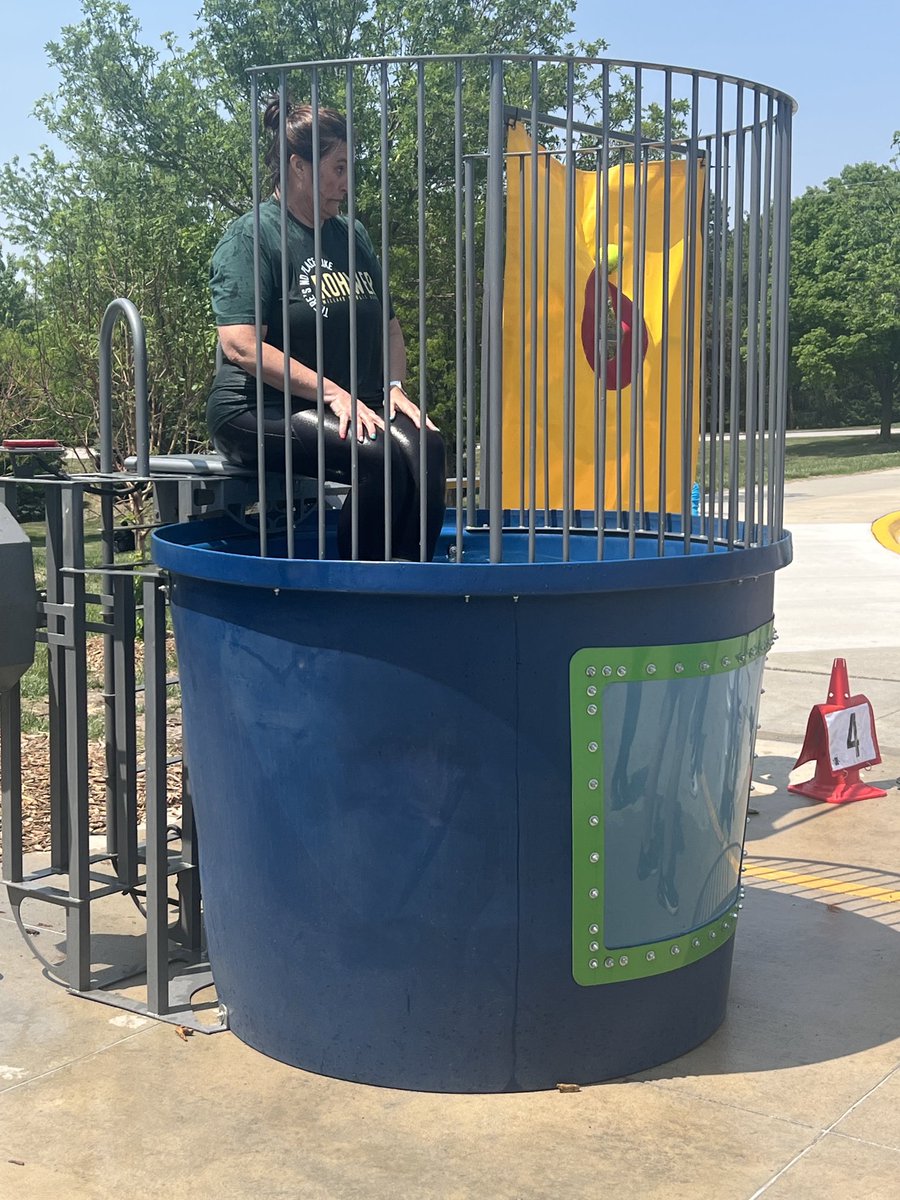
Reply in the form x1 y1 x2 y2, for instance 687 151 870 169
325 385 385 442
389 385 439 431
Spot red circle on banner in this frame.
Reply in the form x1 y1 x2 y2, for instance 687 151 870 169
581 270 649 390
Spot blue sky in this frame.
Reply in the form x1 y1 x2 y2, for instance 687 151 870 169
573 1 897 195
1 0 896 197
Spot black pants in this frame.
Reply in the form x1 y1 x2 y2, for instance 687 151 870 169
215 407 447 562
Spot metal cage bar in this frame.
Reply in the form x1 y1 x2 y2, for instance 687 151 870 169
486 57 505 563
345 66 360 561
454 60 466 560
249 75 269 557
416 61 430 562
380 61 395 560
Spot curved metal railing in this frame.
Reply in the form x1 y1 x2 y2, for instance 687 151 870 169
98 297 150 477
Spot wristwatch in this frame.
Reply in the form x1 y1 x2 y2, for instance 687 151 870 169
389 379 407 396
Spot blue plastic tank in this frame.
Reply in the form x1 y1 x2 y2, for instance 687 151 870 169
153 513 790 1091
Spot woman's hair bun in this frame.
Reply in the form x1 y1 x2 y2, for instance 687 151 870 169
263 96 281 133
260 100 347 192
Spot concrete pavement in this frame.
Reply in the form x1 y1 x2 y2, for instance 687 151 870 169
1 470 898 1199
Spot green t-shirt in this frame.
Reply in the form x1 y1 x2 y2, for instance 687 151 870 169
206 199 394 436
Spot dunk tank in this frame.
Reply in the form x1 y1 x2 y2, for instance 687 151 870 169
153 57 795 1090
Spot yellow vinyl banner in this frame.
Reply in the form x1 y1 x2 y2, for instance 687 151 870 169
501 124 704 513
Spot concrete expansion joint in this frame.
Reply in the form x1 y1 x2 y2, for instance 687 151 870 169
638 1075 819 1131
828 1128 900 1156
0 1023 157 1098
746 1063 900 1199
766 665 900 685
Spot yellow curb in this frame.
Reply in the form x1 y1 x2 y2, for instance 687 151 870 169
871 510 900 554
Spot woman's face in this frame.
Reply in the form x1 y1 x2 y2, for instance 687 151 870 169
293 142 348 221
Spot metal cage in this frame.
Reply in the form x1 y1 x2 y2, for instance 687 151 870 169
237 54 794 563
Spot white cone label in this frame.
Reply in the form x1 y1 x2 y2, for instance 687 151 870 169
825 703 877 770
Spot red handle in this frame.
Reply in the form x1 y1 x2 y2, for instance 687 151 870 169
2 439 64 449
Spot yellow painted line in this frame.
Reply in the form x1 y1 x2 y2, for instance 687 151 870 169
743 861 900 903
871 510 900 555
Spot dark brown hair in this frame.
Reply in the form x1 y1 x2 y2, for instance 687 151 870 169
263 98 347 191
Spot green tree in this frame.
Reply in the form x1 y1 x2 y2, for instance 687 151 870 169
0 247 32 330
0 247 42 439
790 162 900 440
1 145 219 457
3 0 616 450
0 2 233 456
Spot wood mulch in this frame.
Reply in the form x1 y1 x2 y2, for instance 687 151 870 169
12 732 184 854
2 635 184 854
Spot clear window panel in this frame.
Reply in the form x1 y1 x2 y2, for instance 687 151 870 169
602 660 764 948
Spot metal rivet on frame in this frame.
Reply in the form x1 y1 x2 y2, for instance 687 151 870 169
589 959 599 969
602 666 613 677
604 957 615 969
589 924 600 935
618 955 629 966
589 941 599 952
671 945 681 956
616 666 627 677
589 888 599 899
588 778 599 790
589 815 600 826
699 660 710 672
646 950 656 961
588 741 598 753
674 662 685 673
587 685 597 697
585 666 596 677
589 852 600 863
691 937 701 949
587 704 598 715
709 930 717 940
722 657 731 667
646 664 657 675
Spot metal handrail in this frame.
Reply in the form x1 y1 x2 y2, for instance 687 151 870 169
98 298 150 476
